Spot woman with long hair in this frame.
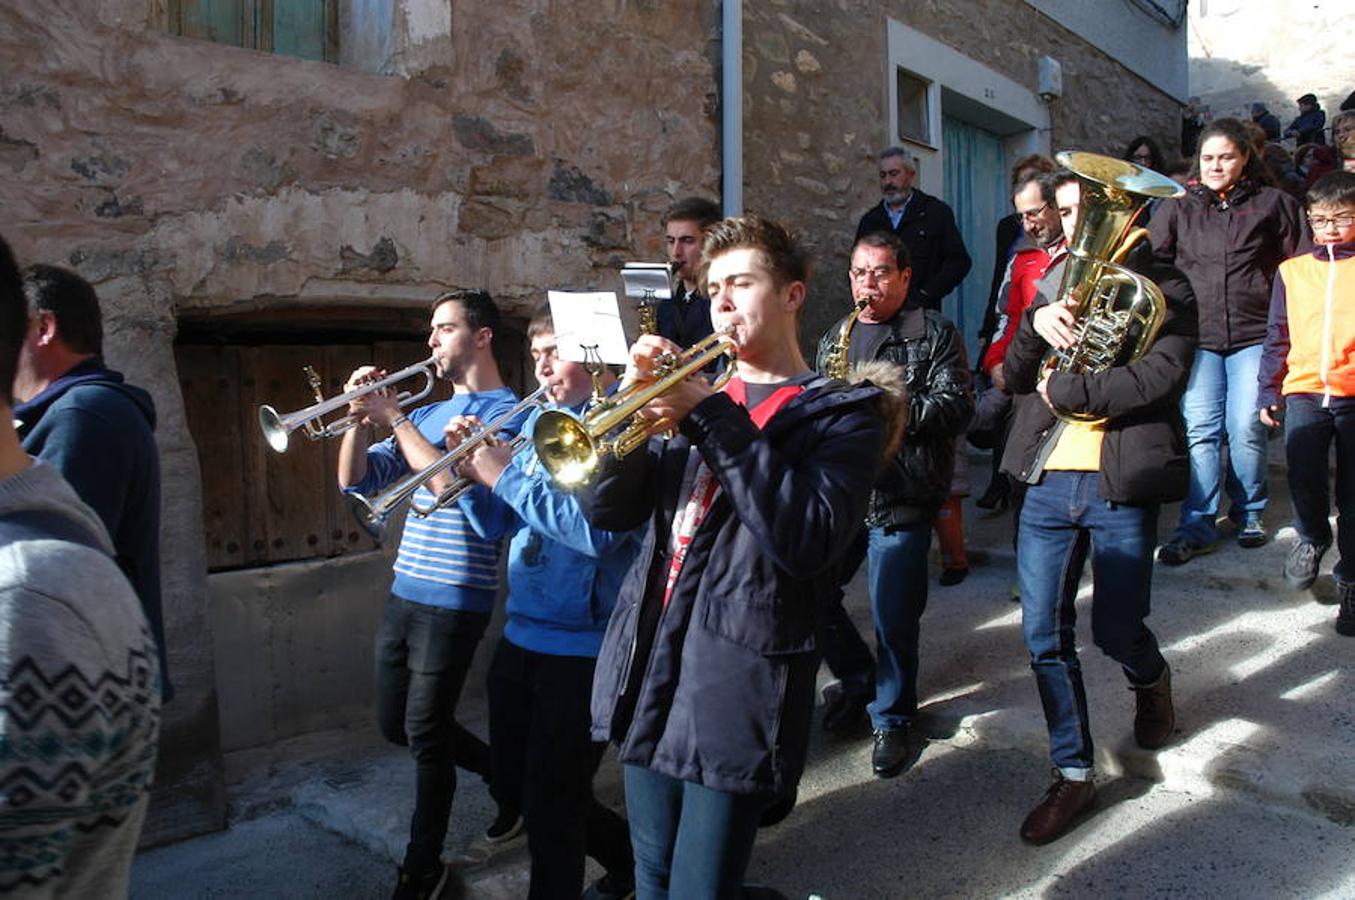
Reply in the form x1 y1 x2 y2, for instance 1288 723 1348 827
1152 118 1308 565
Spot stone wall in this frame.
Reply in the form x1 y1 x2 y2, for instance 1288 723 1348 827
0 0 720 842
740 0 1183 347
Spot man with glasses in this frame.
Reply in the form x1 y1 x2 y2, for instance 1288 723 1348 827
980 172 1072 396
856 147 972 311
814 230 973 776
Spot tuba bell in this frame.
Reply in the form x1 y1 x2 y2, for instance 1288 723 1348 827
1043 151 1184 421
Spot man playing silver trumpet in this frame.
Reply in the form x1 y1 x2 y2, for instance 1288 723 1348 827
337 289 528 900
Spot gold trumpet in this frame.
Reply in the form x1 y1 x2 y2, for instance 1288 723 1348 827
532 330 737 488
348 384 550 539
259 357 437 453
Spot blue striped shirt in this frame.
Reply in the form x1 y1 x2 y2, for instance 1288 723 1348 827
346 387 523 611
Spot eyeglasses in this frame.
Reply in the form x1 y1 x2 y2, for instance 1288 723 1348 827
1017 202 1051 222
849 265 898 282
1308 214 1355 230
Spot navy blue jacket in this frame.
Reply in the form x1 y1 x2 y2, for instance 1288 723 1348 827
14 358 168 698
587 375 888 796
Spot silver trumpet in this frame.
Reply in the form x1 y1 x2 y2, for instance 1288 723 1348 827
348 384 550 539
258 356 438 453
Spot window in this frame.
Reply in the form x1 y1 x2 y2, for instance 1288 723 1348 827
896 67 932 146
167 0 338 63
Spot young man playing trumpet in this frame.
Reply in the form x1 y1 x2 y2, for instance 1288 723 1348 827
443 308 637 900
337 290 525 900
586 215 904 897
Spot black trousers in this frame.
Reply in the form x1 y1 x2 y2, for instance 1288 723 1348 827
374 596 492 872
488 638 633 899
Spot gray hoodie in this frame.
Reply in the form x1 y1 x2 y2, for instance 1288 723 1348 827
0 460 161 898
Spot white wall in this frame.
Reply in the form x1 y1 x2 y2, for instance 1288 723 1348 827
1025 0 1189 101
885 19 1050 199
1188 0 1352 124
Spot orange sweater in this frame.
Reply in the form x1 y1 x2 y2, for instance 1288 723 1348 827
1260 242 1355 407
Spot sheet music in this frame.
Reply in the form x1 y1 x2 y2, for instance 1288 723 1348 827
546 291 631 365
620 262 673 302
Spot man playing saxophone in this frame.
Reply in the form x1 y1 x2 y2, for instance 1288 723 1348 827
1001 175 1198 845
336 289 526 899
812 230 973 775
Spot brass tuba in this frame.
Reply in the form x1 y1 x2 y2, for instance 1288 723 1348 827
1043 151 1184 421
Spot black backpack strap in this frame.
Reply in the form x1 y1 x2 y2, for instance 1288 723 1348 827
2 509 108 556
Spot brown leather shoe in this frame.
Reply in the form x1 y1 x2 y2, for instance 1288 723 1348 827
1020 774 1096 844
1131 660 1176 749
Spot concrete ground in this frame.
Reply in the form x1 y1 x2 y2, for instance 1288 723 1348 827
132 451 1355 899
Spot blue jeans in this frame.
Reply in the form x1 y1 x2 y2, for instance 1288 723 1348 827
1285 394 1355 582
623 765 764 900
374 596 491 871
866 522 930 731
1018 472 1166 774
1175 345 1269 544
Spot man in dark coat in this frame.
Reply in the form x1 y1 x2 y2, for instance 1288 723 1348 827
657 196 722 348
813 231 973 778
856 146 972 311
1001 177 1196 846
13 265 169 700
1251 101 1282 141
1285 93 1327 146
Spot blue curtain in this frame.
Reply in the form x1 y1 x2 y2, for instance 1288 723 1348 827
942 117 1010 363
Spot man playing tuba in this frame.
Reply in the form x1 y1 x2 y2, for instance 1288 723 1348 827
1000 173 1198 845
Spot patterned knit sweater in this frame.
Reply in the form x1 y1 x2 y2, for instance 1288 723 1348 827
0 461 161 897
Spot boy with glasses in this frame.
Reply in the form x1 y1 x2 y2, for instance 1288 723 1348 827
1259 171 1355 635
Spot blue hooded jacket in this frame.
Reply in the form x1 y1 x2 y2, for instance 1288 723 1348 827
459 402 638 658
14 357 168 699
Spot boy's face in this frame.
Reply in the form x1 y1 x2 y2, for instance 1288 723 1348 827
706 246 802 360
529 331 593 408
1307 203 1355 246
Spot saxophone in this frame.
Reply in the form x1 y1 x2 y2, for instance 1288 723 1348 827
822 300 868 380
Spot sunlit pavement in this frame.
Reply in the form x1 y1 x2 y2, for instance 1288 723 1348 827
133 451 1355 898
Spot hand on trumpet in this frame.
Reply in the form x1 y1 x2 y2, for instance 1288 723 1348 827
344 365 402 427
1033 296 1079 351
624 335 715 432
444 415 511 489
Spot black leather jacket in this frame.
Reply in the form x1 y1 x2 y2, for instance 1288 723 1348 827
816 305 973 528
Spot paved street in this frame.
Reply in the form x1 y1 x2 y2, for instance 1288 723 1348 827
132 453 1355 899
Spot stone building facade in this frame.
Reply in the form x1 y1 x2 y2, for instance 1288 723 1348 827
1 0 1183 844
1 0 720 843
738 0 1187 351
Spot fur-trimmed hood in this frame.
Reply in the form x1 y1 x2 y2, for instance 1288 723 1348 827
847 358 908 463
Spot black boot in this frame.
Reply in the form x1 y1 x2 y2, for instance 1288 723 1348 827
1338 581 1355 637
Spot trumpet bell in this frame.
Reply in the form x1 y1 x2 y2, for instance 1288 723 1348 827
533 409 601 488
258 405 292 453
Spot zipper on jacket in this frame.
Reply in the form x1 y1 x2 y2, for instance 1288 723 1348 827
1322 243 1336 408
1021 420 1066 483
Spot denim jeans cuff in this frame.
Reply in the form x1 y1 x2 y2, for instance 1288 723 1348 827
1058 766 1093 782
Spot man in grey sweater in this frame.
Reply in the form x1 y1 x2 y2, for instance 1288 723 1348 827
0 234 161 896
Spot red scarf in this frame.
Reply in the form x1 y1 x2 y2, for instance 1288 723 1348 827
661 377 805 606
